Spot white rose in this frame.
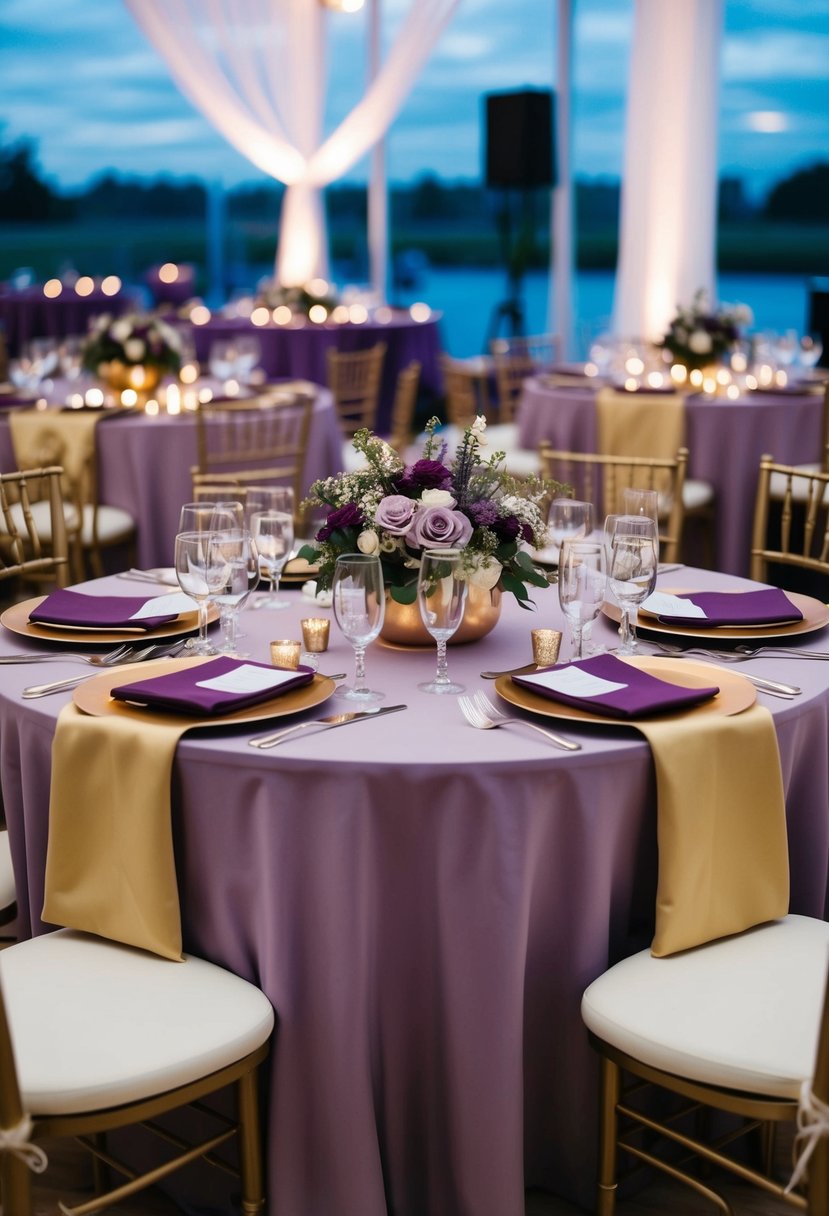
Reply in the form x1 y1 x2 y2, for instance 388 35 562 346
465 557 502 590
357 529 380 555
421 488 455 508
110 319 132 343
471 414 487 445
688 329 713 355
124 337 146 362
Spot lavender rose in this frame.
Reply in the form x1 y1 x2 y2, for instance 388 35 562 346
407 506 473 549
316 502 365 542
374 494 416 536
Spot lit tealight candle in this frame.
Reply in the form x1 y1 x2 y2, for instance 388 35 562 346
300 617 330 653
270 640 302 670
531 629 562 667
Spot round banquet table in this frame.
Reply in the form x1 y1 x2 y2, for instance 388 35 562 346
188 310 444 432
517 377 826 578
0 386 344 569
1 569 828 1216
0 285 138 356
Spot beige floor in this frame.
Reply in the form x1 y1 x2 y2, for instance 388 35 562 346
30 1132 799 1216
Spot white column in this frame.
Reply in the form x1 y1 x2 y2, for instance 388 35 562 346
549 0 574 357
612 0 723 340
367 0 388 303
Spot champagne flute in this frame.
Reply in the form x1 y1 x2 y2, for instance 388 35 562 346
332 553 385 703
557 540 607 661
417 549 468 694
208 528 260 656
174 530 225 655
250 509 294 609
548 498 594 559
607 517 658 656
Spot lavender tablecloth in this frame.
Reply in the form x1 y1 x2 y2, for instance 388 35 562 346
0 285 138 356
188 311 444 432
0 388 344 568
518 378 825 576
1 567 827 1215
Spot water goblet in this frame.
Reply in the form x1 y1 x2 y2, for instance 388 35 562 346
621 487 660 560
179 501 218 534
207 528 260 656
208 500 245 530
416 548 468 694
548 498 594 558
607 516 658 656
174 529 226 655
331 553 385 703
557 539 607 660
250 509 294 609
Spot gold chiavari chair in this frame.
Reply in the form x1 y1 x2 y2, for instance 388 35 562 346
326 342 387 437
490 332 561 422
538 444 689 564
387 360 422 454
0 929 274 1215
0 465 70 592
750 454 829 588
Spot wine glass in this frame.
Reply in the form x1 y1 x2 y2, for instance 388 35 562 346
231 335 261 384
244 486 295 529
208 339 235 385
208 500 244 530
548 498 594 558
250 509 294 609
331 553 385 703
416 548 468 694
179 502 218 534
208 528 260 656
798 333 824 373
557 540 607 661
621 488 660 561
607 516 658 656
174 530 226 655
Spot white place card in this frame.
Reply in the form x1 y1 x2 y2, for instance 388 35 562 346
522 666 628 698
642 591 707 619
130 592 199 619
196 665 299 694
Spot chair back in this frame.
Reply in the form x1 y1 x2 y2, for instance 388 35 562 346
750 454 829 586
387 361 421 452
440 354 488 428
538 444 688 564
491 333 561 423
0 466 70 588
192 389 314 528
326 342 387 437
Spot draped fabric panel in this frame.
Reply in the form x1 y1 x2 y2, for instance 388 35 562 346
125 0 460 286
612 0 723 341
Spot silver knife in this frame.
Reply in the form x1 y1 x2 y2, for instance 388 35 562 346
249 703 407 749
21 643 187 698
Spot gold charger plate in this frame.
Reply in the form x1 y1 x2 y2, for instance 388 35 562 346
495 656 756 727
603 589 829 642
1 595 218 645
72 656 336 729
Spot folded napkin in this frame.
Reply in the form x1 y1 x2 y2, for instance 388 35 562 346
643 587 803 628
29 587 181 631
111 654 314 715
512 654 719 719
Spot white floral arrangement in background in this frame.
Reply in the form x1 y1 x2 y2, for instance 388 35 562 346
660 290 754 369
81 311 184 375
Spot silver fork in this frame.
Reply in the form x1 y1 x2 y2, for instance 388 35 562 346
21 643 177 699
0 642 136 667
458 692 581 752
643 641 800 697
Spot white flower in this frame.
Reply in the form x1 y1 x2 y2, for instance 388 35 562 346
420 488 455 508
499 495 525 516
110 318 132 343
301 580 318 600
357 529 380 555
471 415 487 445
315 588 333 608
124 337 146 362
688 329 713 355
463 556 502 590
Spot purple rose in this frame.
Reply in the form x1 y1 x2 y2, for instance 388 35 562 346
316 502 365 542
407 506 473 549
374 494 416 536
397 459 453 492
492 514 521 542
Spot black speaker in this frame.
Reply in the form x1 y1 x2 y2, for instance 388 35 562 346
485 90 556 189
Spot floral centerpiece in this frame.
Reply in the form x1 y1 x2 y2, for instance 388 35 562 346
256 278 339 317
659 290 753 370
81 311 183 385
298 417 558 610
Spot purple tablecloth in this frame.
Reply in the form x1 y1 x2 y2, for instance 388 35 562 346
188 311 444 431
0 388 344 568
1 568 827 1215
0 286 138 356
518 378 825 576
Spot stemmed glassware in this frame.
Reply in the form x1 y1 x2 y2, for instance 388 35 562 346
416 548 468 694
607 516 659 655
207 528 260 656
174 530 227 655
548 498 594 557
798 333 824 373
621 488 660 561
179 502 218 534
250 509 294 609
557 539 607 661
331 553 385 703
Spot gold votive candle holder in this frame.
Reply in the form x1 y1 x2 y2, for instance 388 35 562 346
300 617 330 653
270 639 302 670
531 628 562 667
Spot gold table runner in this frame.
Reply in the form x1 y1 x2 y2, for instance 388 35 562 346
638 703 790 957
43 703 187 961
595 387 687 462
9 407 102 494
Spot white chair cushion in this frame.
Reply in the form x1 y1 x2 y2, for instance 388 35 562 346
0 499 80 538
0 830 15 912
581 915 829 1100
682 478 715 510
79 503 136 546
769 466 829 504
0 928 274 1115
475 423 540 477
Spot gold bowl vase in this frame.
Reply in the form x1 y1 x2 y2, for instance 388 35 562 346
100 361 164 395
380 584 502 646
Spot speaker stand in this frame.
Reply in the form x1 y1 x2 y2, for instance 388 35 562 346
485 294 525 349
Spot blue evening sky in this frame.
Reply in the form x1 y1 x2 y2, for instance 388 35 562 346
0 0 827 202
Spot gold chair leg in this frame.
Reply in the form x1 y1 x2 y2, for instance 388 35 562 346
597 1056 620 1216
2 1146 34 1215
237 1069 266 1216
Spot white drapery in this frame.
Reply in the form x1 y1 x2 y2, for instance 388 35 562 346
124 0 459 288
612 0 723 341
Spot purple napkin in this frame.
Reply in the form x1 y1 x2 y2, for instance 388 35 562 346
653 587 803 628
512 654 719 720
111 655 315 715
29 588 180 632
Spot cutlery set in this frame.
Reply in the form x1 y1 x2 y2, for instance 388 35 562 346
20 641 190 698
